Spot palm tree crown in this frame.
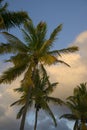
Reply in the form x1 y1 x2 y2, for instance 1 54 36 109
60 83 87 130
11 66 63 130
0 19 78 84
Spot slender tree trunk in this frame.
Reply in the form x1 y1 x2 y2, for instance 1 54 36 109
34 108 38 130
20 86 32 130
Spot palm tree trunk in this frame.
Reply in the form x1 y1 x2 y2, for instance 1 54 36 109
20 108 27 130
20 86 32 130
34 108 38 130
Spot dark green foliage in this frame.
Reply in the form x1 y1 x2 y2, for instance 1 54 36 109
60 83 87 130
0 0 29 30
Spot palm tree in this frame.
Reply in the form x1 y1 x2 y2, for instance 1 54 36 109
0 20 78 84
60 83 87 130
0 19 78 130
11 66 63 130
0 0 29 30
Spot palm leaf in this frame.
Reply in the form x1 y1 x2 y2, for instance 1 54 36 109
1 11 29 30
1 32 28 53
0 63 27 84
49 24 62 45
43 101 57 126
46 96 64 105
60 114 78 120
58 46 78 54
17 106 25 119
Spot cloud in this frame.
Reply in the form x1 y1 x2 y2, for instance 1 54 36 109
46 31 87 99
0 31 87 130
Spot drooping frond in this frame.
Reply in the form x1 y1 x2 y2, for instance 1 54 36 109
60 114 78 120
0 63 27 84
40 54 58 65
0 43 17 54
16 106 25 119
58 46 79 54
46 96 64 105
1 11 29 30
10 99 24 106
42 101 57 126
1 32 28 53
7 53 29 66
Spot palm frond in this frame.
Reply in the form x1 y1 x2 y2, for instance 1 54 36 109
43 102 57 126
56 59 70 67
10 99 23 106
21 29 32 45
36 21 47 44
0 63 27 84
7 53 29 66
46 96 64 105
49 24 62 45
0 43 17 54
1 32 28 53
0 2 8 12
17 106 25 119
58 46 78 54
60 114 78 120
1 11 29 30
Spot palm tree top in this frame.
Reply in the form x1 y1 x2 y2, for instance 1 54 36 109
60 82 87 130
0 19 78 84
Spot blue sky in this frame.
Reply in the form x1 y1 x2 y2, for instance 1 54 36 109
7 0 87 49
0 1 87 130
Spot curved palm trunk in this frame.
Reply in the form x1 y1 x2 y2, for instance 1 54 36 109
20 108 27 130
34 108 38 130
20 86 32 130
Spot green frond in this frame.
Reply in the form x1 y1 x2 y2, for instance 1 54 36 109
49 24 62 44
42 102 57 126
0 43 17 54
39 40 51 54
24 21 37 40
58 46 79 54
56 59 70 67
2 32 28 53
10 99 23 106
36 21 47 43
0 64 27 84
46 96 64 105
21 29 32 45
1 11 29 30
8 53 29 66
21 63 34 88
41 54 58 65
16 106 25 119
0 2 8 12
49 50 61 57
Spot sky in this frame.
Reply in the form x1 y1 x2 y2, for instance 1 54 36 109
0 0 87 130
